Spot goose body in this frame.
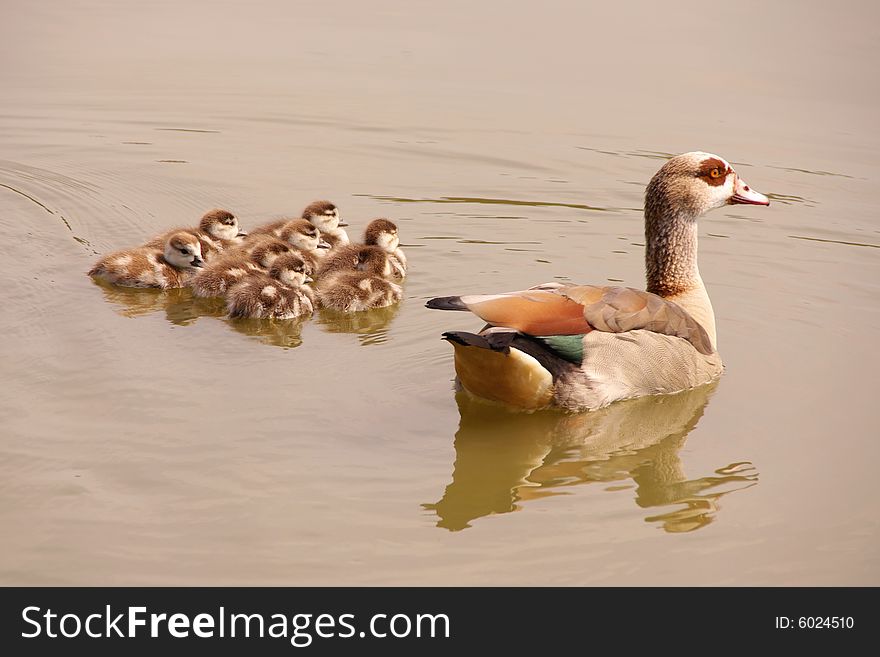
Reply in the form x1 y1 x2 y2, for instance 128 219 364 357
144 209 246 261
88 232 205 289
426 152 770 411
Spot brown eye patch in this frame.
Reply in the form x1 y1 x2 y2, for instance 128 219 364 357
697 158 730 187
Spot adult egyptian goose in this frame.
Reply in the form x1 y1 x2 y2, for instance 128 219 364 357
426 152 770 411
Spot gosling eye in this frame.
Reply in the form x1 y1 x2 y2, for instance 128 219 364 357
179 248 189 255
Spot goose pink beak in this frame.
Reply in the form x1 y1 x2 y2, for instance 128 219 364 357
730 175 770 206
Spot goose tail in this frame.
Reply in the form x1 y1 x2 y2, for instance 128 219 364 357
426 296 468 311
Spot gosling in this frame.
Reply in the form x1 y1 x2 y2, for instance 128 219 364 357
247 218 330 267
302 200 349 250
226 253 316 320
239 235 295 266
191 235 299 298
317 218 406 280
316 249 402 312
144 209 246 261
88 232 204 289
190 255 264 298
251 201 349 250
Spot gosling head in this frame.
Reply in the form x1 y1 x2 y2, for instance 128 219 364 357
302 200 347 232
363 218 400 253
356 245 393 278
164 232 204 269
248 236 294 268
269 252 312 288
199 208 246 241
646 152 769 220
278 219 330 252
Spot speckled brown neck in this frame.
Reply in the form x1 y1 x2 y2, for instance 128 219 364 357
644 201 701 298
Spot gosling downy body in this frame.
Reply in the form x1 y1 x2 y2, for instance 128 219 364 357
226 253 316 320
317 218 406 280
190 254 266 298
317 248 402 312
89 232 205 289
426 152 770 412
239 235 295 267
191 233 302 298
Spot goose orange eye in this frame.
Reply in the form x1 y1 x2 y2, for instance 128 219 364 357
709 168 723 179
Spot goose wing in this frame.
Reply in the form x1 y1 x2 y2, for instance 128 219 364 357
427 283 714 355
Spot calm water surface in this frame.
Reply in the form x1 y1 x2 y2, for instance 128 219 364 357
1 1 878 584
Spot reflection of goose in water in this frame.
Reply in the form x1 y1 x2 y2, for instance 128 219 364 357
315 304 401 346
423 382 758 532
224 316 309 349
90 279 204 326
92 277 309 347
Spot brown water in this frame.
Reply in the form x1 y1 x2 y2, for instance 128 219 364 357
1 1 878 585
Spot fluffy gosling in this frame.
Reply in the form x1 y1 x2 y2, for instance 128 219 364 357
89 232 204 289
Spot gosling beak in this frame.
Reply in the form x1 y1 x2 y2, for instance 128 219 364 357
236 230 248 238
191 256 205 268
318 240 331 249
338 221 349 227
730 175 770 206
305 275 314 283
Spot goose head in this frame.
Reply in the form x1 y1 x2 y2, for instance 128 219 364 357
164 232 204 269
269 252 312 287
279 219 330 253
364 218 400 252
199 209 246 241
302 200 347 232
248 236 294 268
646 152 769 219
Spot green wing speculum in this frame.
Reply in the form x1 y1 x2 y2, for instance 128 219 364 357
534 334 587 365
